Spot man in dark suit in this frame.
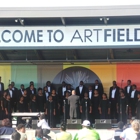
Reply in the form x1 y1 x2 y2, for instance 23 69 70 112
6 84 16 112
93 80 104 98
26 81 36 94
109 81 120 119
124 80 132 99
129 84 138 117
66 84 73 95
68 90 80 119
0 76 4 97
11 81 18 112
87 85 94 100
17 84 25 100
26 84 36 98
46 81 55 94
76 81 87 100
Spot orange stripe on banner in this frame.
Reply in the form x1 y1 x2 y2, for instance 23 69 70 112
116 64 140 90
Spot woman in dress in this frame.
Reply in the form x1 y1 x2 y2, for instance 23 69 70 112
29 95 37 112
22 89 29 112
99 93 110 119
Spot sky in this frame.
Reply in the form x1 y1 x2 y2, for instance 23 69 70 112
0 0 140 7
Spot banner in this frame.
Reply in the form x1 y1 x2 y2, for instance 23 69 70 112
0 25 140 49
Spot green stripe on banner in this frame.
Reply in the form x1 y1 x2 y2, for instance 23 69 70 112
11 65 37 89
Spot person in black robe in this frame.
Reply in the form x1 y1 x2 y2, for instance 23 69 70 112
80 92 92 123
4 94 12 121
29 95 37 112
92 90 100 123
22 89 29 112
17 96 25 124
51 89 60 124
43 86 50 102
36 88 45 112
136 93 140 119
63 91 70 122
45 95 56 128
117 91 128 124
0 91 7 119
99 93 110 119
17 96 25 112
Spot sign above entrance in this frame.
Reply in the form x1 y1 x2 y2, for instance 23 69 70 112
0 25 140 49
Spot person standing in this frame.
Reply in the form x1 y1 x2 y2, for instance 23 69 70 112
68 90 80 119
136 93 140 119
29 95 38 112
73 120 100 140
129 84 139 117
87 86 94 100
99 93 110 119
22 89 29 112
80 92 92 122
117 91 128 124
45 95 56 127
124 80 132 99
76 81 87 100
17 84 25 101
93 80 104 98
92 90 100 123
0 76 4 97
109 81 120 119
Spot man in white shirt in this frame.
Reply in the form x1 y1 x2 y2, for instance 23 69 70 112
124 80 132 99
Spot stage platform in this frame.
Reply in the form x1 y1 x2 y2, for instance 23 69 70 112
25 128 115 140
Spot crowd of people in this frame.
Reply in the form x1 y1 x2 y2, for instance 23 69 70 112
0 75 140 126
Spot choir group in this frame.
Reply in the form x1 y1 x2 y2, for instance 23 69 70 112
0 76 140 127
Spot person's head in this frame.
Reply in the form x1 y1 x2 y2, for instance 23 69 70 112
88 86 92 91
8 84 12 90
60 123 66 131
117 121 124 129
31 95 36 100
30 81 34 86
67 84 71 89
119 88 124 93
84 92 88 98
40 114 45 120
44 86 48 91
120 91 125 97
35 129 43 139
23 89 27 95
48 95 53 101
6 94 10 100
3 91 7 98
72 90 76 95
95 80 99 85
62 81 66 87
19 96 24 102
51 89 56 95
132 84 137 90
130 117 135 124
112 81 117 87
82 120 91 129
94 90 98 95
11 82 15 87
38 88 43 94
65 92 69 97
46 81 51 86
30 84 34 90
79 81 84 86
17 124 25 133
20 84 24 89
2 119 11 127
131 120 140 132
11 132 21 140
127 80 131 86
102 93 107 99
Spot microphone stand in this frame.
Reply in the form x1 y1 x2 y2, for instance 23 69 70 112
85 101 87 120
63 100 66 124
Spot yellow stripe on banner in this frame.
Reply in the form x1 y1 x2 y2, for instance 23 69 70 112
0 64 11 89
63 62 90 69
90 64 116 95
